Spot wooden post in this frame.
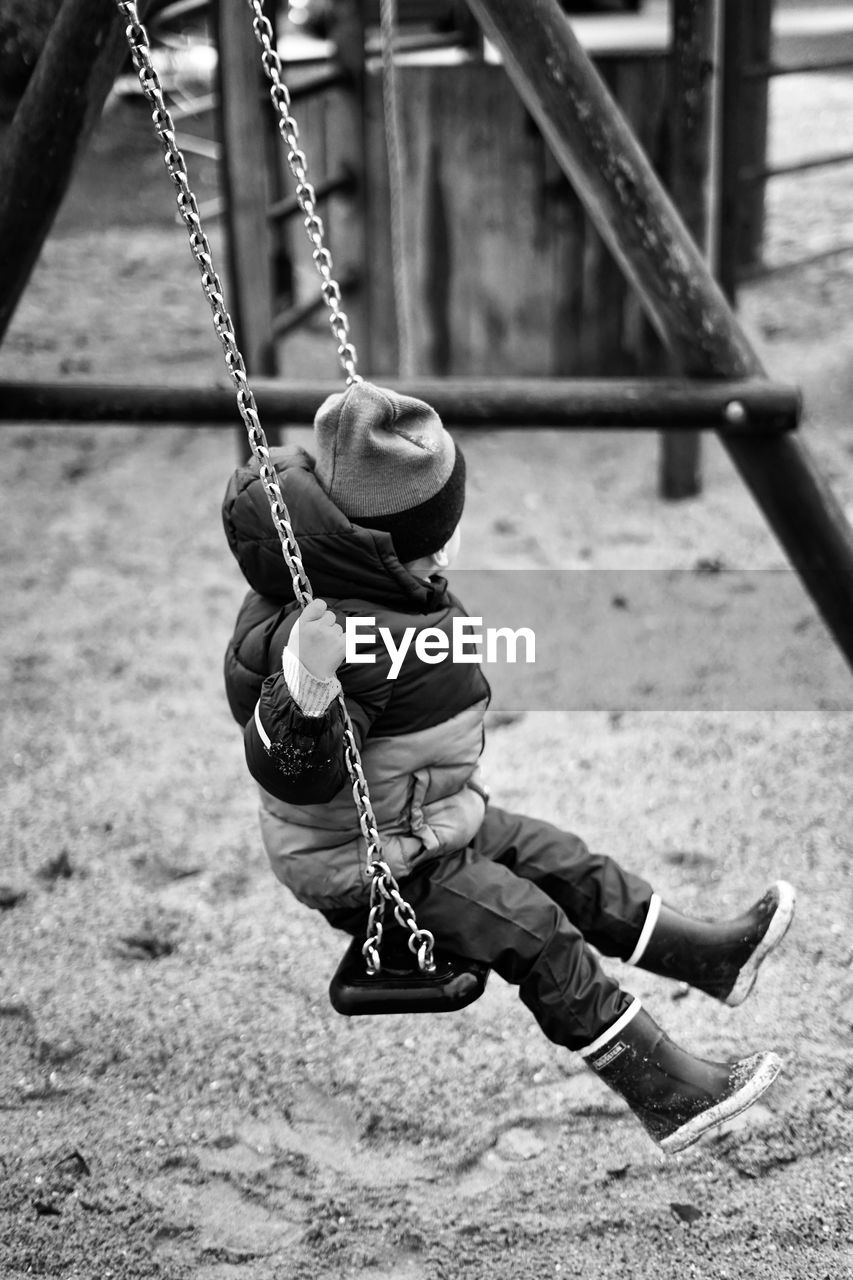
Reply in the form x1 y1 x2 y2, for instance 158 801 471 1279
213 0 280 455
659 0 719 499
718 0 772 299
421 141 453 376
738 0 773 273
738 0 772 278
465 0 853 671
718 0 744 301
0 0 135 345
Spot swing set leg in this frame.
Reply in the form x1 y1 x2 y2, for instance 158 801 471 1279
0 0 141 347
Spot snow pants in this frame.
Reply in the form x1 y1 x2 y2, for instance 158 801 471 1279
322 804 655 1051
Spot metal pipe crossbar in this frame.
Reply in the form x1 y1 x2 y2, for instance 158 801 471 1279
288 69 348 101
743 57 853 80
742 150 853 185
0 377 801 431
267 171 356 225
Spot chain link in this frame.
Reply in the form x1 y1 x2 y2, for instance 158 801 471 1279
115 2 434 974
342 711 435 975
246 0 361 386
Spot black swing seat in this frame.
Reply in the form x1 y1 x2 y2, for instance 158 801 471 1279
329 931 490 1016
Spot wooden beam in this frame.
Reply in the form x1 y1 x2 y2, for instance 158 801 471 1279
0 0 138 345
0 376 801 430
466 0 758 375
464 0 853 670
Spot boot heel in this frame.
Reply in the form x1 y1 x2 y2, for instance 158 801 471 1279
658 1051 782 1152
582 1003 783 1153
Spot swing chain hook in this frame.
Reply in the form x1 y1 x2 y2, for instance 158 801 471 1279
364 861 437 977
246 1 362 387
343 713 436 976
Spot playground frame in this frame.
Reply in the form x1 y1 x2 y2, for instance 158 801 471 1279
1 0 852 673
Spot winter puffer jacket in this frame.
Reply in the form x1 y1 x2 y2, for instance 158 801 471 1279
222 446 490 911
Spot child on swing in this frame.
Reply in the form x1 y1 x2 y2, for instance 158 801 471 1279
222 381 795 1153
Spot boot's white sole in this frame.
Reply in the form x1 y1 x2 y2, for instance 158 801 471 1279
725 880 796 1007
658 1050 782 1153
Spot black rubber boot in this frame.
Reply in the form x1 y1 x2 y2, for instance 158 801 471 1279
631 880 795 1006
580 1000 782 1153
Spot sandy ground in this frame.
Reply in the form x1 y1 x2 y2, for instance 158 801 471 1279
1 40 853 1280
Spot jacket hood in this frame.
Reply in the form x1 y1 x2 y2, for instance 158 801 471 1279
222 446 450 612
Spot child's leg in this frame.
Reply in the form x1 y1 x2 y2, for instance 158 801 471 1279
482 806 795 1007
323 834 782 1153
399 840 633 1050
327 837 635 1049
469 805 655 960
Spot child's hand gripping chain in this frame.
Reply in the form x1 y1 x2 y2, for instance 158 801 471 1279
287 598 346 682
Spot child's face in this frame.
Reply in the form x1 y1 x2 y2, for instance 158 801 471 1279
442 524 462 568
405 523 462 577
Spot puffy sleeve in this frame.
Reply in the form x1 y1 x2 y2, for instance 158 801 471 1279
244 642 392 805
244 672 351 803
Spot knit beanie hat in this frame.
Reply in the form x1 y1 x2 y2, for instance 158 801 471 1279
313 381 465 564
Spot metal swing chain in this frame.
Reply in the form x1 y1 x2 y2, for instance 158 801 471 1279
246 0 435 975
115 2 435 976
246 0 360 387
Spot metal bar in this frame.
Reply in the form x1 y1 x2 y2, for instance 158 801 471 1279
288 68 348 101
182 194 226 222
267 171 355 224
0 0 142 346
149 0 209 28
739 0 771 264
0 376 802 430
175 132 221 161
465 0 853 671
365 31 469 57
743 57 853 80
717 0 743 300
738 241 853 283
168 92 219 120
718 0 772 291
267 49 334 70
741 149 853 184
659 0 719 500
271 296 329 339
271 270 361 338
